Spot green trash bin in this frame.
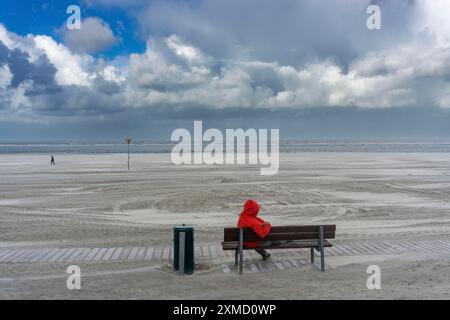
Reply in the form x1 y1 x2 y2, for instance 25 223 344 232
173 225 194 275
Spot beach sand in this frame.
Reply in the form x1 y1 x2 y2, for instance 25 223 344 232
0 153 449 299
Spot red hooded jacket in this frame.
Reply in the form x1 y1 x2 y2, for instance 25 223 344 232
237 200 272 248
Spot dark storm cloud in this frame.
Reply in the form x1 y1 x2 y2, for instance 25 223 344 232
0 40 59 94
30 84 126 117
134 0 417 68
3 105 450 140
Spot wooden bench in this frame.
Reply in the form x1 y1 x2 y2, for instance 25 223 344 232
222 225 336 274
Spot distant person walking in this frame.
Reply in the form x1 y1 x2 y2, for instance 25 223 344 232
50 156 55 166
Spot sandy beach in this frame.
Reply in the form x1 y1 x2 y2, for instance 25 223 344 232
0 152 449 299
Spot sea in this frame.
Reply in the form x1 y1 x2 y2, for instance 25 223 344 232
1 139 450 154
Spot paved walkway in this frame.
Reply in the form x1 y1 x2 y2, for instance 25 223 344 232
1 239 449 267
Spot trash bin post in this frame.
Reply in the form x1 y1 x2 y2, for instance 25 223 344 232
178 231 185 274
173 225 194 275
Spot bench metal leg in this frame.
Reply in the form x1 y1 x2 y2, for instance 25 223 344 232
235 250 238 266
239 229 244 275
319 226 325 272
310 247 314 264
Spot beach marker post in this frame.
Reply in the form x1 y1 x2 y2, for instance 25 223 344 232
125 138 132 171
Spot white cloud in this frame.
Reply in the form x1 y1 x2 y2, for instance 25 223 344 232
166 34 207 64
416 0 450 44
33 35 92 86
0 24 14 49
128 38 210 90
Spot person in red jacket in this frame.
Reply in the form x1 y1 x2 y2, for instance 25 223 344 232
237 199 271 260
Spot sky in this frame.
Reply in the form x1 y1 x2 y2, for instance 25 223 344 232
1 0 450 140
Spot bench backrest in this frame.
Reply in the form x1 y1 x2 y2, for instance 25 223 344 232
223 225 336 242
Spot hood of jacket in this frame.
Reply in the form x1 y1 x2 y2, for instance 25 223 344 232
240 199 260 218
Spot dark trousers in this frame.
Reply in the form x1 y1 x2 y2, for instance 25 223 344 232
254 240 289 259
255 248 269 258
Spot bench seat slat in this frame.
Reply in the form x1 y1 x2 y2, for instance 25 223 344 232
222 239 332 250
233 232 335 242
270 225 336 233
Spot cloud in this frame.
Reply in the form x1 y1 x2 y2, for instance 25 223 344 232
165 35 207 65
0 41 58 93
33 34 93 86
59 17 119 54
83 0 146 8
1 0 450 133
122 30 450 110
0 24 117 116
132 0 418 67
